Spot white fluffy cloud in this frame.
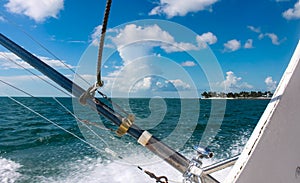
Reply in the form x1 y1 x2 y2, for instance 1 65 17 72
244 39 253 49
5 0 64 22
169 79 191 90
181 61 196 67
91 24 217 55
132 77 191 93
0 52 31 69
149 0 218 18
216 71 253 92
196 32 217 48
265 76 277 91
282 0 300 20
90 23 199 96
0 51 74 70
92 23 215 59
223 39 241 52
109 24 206 54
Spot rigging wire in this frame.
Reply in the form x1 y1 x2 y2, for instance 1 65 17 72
1 50 129 125
1 10 131 117
0 52 72 97
0 26 129 117
6 95 103 152
0 13 91 87
1 5 181 182
0 79 122 158
0 81 175 183
2 40 128 112
0 78 108 132
0 79 179 183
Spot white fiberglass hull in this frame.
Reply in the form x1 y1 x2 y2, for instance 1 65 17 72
226 41 300 183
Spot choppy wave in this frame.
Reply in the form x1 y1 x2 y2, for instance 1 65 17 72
0 97 269 182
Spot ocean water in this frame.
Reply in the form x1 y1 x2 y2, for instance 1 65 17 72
0 97 269 183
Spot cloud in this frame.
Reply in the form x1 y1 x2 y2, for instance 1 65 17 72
111 24 173 47
0 52 31 69
91 24 214 55
181 61 196 67
131 77 153 91
104 63 192 96
0 51 74 70
169 79 191 90
91 26 100 45
0 75 71 96
0 16 6 22
223 39 241 52
149 0 218 18
5 0 64 22
90 23 200 97
67 40 86 44
259 33 281 45
265 33 280 45
248 25 284 45
91 25 102 46
265 76 277 91
39 56 75 69
215 71 253 92
132 78 191 92
196 32 217 48
244 39 254 49
247 25 261 33
282 0 300 20
106 24 209 57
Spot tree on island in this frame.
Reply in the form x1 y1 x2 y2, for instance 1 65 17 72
201 91 273 98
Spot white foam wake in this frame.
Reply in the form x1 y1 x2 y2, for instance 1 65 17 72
0 157 22 183
41 154 232 183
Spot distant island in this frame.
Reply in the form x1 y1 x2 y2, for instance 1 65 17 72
201 91 273 99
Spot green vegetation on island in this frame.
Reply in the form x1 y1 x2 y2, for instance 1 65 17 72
201 91 273 99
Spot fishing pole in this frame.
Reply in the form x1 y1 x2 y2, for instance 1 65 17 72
0 32 195 178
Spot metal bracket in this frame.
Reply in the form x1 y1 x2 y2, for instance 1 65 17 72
79 83 99 105
116 114 135 137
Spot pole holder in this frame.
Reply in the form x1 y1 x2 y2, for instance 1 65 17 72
116 114 135 137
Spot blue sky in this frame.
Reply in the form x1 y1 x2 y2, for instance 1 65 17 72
1 0 300 97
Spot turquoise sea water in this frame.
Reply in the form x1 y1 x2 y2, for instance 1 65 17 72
0 97 269 183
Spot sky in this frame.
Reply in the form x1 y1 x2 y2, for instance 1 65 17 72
1 0 300 97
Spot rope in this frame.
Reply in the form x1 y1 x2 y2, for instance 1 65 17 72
96 0 112 87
